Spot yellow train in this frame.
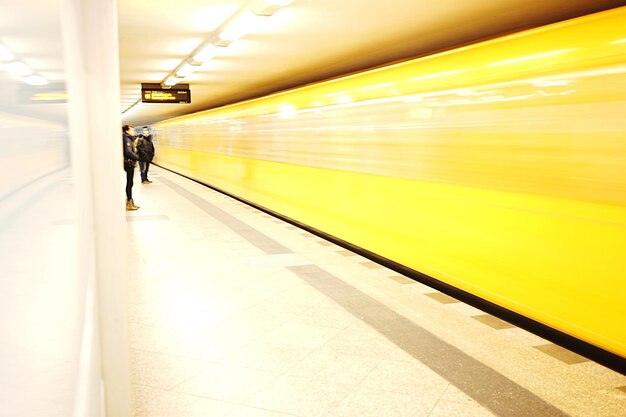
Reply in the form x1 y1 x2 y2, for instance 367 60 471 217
154 7 626 359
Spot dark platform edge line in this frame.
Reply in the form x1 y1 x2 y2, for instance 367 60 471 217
155 163 626 375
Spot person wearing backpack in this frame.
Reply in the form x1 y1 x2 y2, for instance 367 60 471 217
136 126 155 184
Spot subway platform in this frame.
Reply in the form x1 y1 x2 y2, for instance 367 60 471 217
126 166 626 417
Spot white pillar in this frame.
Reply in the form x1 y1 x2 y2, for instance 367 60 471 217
60 0 132 416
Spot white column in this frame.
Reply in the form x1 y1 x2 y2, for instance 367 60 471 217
60 0 132 416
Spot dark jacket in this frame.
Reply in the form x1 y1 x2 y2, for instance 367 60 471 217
136 135 155 162
123 134 139 169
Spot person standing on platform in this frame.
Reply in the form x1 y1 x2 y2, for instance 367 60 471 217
122 125 140 210
136 126 155 184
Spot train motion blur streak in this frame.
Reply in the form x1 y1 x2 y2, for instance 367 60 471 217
154 8 626 358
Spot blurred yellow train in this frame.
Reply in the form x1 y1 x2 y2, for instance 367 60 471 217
154 7 626 359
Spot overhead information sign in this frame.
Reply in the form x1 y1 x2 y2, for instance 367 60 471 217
141 83 191 104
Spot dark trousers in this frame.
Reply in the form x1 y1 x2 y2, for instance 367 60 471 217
125 165 134 199
139 161 150 181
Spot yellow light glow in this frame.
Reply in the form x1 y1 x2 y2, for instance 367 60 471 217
4 61 33 76
410 69 465 82
358 82 395 91
279 104 296 118
487 49 575 67
31 92 67 101
609 38 626 44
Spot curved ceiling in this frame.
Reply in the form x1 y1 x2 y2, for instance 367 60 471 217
119 0 626 126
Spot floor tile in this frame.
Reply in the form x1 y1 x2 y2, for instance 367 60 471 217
286 350 382 385
134 386 235 417
472 314 516 330
317 324 399 358
387 275 415 284
428 399 495 417
533 344 590 365
175 364 280 403
225 405 299 417
326 387 440 417
424 292 460 304
245 375 353 417
359 359 449 396
360 262 383 269
222 340 314 373
295 305 356 329
260 321 343 350
131 350 211 390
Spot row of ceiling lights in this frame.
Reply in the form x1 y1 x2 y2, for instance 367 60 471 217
0 42 48 86
122 0 294 115
161 0 295 88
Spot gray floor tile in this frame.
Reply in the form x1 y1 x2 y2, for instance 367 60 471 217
424 292 460 304
360 261 383 269
388 275 415 284
534 344 590 364
472 314 516 330
327 387 439 417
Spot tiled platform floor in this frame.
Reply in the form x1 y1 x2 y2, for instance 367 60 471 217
126 167 626 417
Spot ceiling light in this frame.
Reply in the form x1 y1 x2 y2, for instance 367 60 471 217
4 61 33 76
217 11 263 46
252 0 294 16
176 63 196 78
0 44 13 61
163 76 180 86
279 104 296 118
192 44 217 64
22 75 48 85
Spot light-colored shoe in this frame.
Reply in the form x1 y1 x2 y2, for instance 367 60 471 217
126 199 138 211
129 198 140 209
142 180 149 184
146 180 153 183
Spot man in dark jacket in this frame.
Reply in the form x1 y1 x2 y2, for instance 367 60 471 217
136 126 155 184
123 125 140 210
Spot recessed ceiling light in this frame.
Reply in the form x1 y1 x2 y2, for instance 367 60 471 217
217 11 264 45
4 61 33 76
192 44 217 64
22 75 48 85
164 76 180 86
176 63 196 77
